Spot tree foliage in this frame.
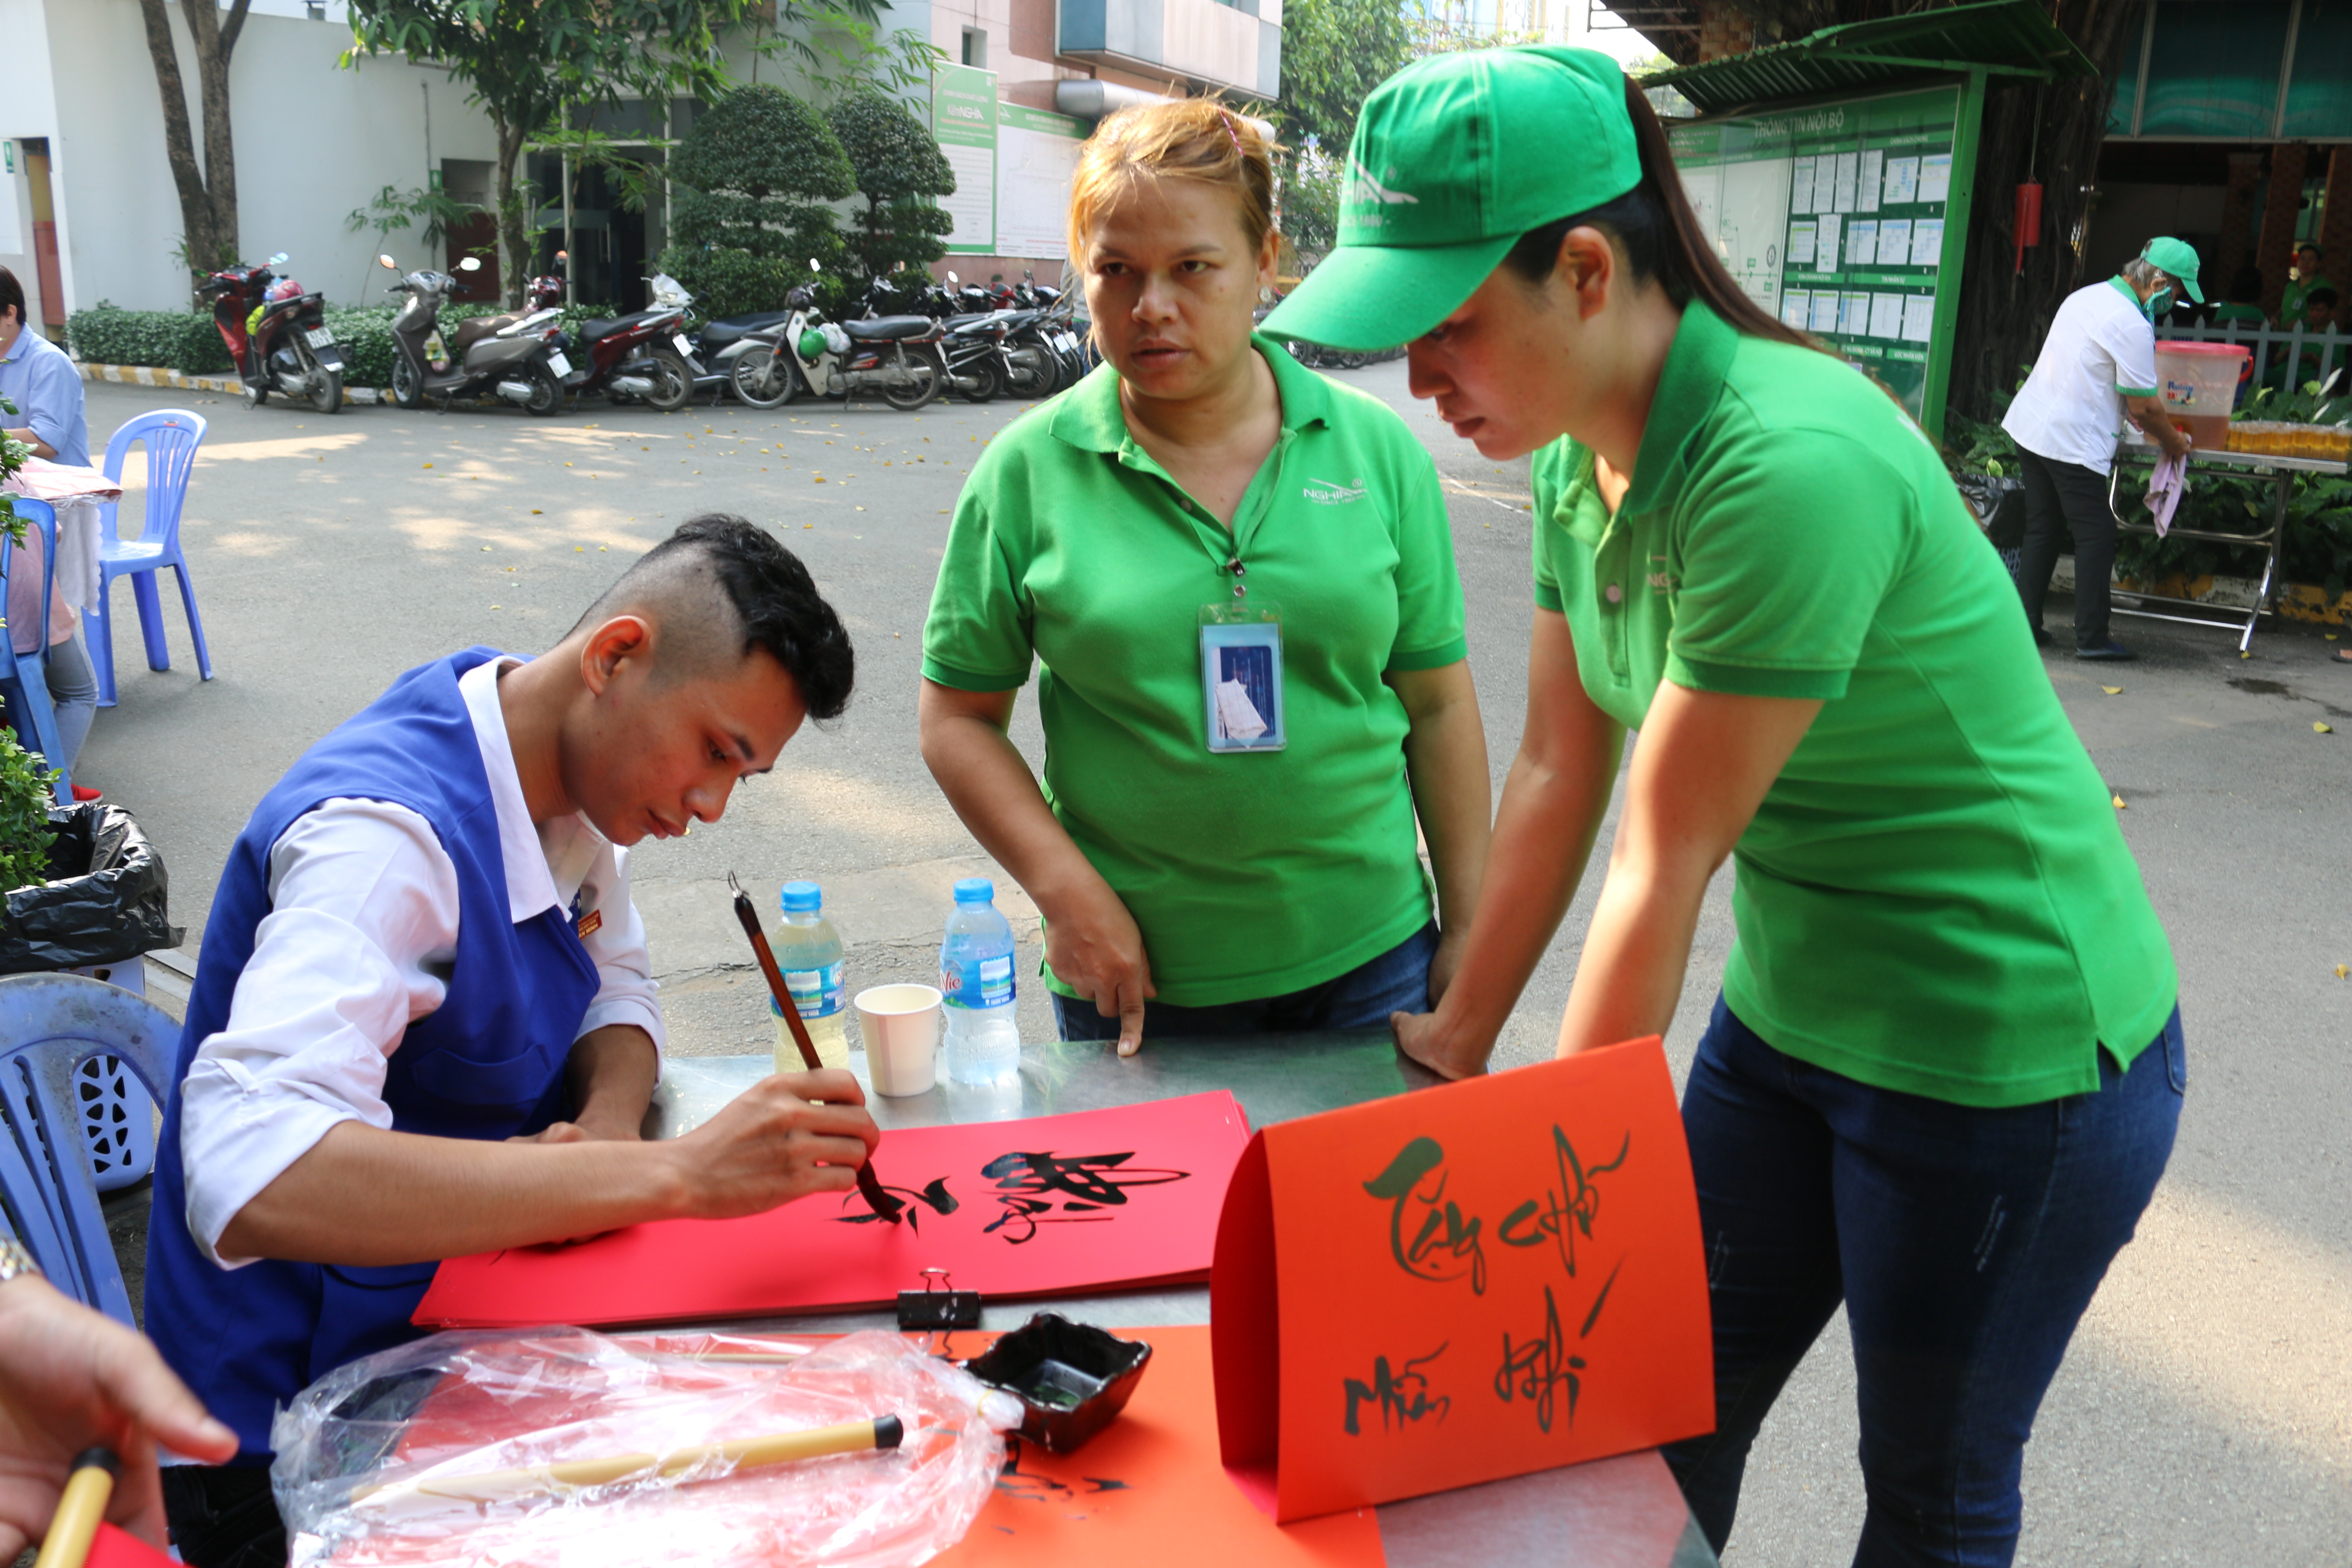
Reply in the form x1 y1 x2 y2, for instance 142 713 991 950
662 85 858 315
1274 0 1413 159
343 0 746 306
827 90 956 285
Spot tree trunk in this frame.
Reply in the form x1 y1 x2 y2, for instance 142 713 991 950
189 0 250 267
1944 0 2147 431
135 0 251 289
494 115 532 309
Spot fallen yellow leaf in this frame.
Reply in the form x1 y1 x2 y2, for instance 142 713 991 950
2337 965 2349 979
421 462 432 469
2316 721 2334 733
2112 794 2128 809
2241 650 2252 659
2101 685 2122 695
530 509 542 515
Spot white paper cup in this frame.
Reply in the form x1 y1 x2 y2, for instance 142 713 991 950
856 983 943 1096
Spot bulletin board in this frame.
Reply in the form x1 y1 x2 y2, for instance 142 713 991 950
1667 80 1987 433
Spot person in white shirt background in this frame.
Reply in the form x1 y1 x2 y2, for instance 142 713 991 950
141 516 882 1568
2003 236 2198 662
0 264 102 793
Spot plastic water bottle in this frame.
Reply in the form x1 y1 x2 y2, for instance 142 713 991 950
940 877 1020 1085
773 881 849 1072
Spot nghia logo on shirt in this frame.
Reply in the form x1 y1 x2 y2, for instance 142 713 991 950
1305 476 1369 505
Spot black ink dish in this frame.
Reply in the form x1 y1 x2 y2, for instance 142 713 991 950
962 1314 1152 1454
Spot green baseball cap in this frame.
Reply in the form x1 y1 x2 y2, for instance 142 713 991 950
1262 46 1642 351
2142 236 2204 302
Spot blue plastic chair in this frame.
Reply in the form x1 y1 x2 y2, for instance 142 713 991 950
93 409 212 708
0 496 72 803
0 974 180 1323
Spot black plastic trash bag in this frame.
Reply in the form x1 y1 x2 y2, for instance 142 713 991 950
0 803 183 974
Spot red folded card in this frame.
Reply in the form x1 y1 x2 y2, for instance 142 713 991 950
1212 1039 1714 1522
416 1092 1253 1327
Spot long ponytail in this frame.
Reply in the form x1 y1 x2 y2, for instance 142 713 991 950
1502 75 1821 353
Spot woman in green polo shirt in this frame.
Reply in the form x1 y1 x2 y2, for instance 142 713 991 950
1266 48 2182 1566
919 98 1491 1056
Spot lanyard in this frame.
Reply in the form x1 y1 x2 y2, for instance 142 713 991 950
1124 426 1296 604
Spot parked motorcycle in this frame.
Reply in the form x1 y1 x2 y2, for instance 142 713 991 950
559 270 697 412
728 263 944 411
196 252 347 413
377 255 569 414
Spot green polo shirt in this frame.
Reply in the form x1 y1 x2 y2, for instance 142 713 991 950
924 337 1467 1006
1532 302 2176 1109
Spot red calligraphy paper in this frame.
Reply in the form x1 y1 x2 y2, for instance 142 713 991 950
86 1524 181 1568
938 1326 1386 1568
416 1092 1252 1327
1212 1038 1712 1522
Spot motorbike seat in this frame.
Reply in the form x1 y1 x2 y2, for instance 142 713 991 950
577 312 654 344
840 315 934 341
698 312 791 352
451 315 514 355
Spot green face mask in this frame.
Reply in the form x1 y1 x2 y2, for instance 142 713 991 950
2145 287 2175 319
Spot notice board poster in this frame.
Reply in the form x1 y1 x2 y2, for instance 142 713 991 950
995 104 1087 261
1669 85 1966 426
933 64 998 254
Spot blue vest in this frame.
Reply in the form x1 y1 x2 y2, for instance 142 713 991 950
145 649 600 1461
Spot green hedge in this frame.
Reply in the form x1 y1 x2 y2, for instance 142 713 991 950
67 304 233 375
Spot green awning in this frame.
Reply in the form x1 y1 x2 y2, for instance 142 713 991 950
1638 0 2095 117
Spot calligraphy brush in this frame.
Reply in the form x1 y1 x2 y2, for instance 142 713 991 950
349 1414 905 1507
728 873 904 1223
31 1448 116 1568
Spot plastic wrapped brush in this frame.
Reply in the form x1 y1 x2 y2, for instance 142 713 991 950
272 1327 1023 1568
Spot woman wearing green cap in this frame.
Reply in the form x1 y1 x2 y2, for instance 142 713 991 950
1267 46 2182 1566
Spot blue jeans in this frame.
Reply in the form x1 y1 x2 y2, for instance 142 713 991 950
1051 921 1439 1041
1663 996 2184 1568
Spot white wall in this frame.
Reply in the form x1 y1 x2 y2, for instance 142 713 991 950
40 0 502 316
0 0 64 330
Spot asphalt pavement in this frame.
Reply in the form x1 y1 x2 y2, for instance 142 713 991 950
74 365 2351 1566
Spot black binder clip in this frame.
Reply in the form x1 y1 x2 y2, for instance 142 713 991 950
897 1268 983 1331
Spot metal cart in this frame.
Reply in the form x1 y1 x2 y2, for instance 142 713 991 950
2105 435 2350 654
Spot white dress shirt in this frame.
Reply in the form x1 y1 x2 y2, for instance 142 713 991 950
179 658 665 1266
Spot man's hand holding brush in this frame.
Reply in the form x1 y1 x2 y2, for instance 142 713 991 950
657 1070 881 1218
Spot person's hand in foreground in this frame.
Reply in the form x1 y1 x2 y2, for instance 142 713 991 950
1390 1007 1492 1083
1044 876 1157 1057
0 1273 238 1556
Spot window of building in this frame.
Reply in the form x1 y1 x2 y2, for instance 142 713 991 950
962 27 989 68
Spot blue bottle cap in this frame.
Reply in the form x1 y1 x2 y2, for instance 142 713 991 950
781 881 823 912
952 877 995 904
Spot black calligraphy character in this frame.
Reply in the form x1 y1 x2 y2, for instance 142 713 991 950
978 1152 1191 1244
994 1437 1131 1506
993 1437 1076 1502
1497 1126 1630 1279
1363 1137 1488 1295
1342 1343 1452 1435
835 1176 958 1231
1492 1257 1623 1434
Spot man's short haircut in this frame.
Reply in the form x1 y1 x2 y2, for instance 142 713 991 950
2309 287 2340 311
573 514 854 718
2297 242 2322 259
0 266 23 327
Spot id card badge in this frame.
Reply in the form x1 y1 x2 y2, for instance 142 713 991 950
1200 602 1285 753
